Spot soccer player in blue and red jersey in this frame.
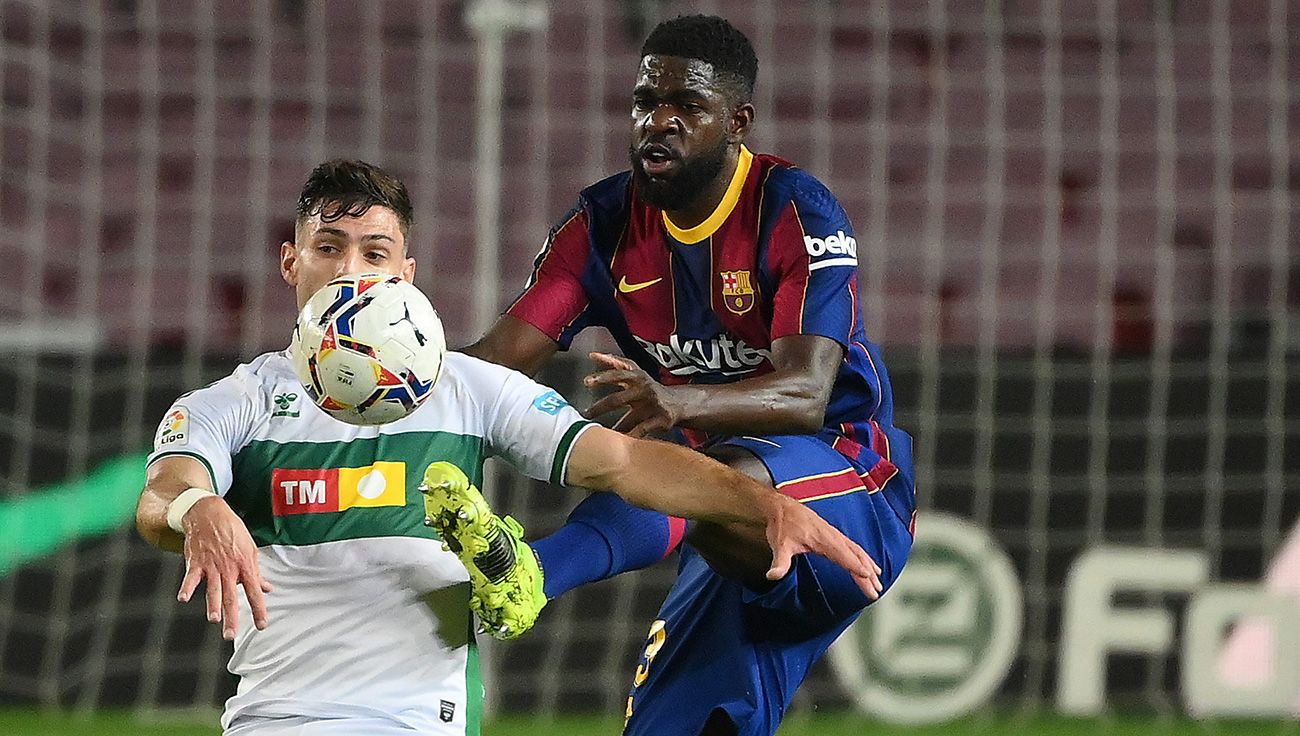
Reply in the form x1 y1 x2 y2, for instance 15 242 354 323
459 14 916 736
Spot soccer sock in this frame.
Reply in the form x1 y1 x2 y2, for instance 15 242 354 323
529 491 686 600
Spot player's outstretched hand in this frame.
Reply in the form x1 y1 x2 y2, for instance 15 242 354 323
176 496 273 640
584 352 686 437
762 494 884 601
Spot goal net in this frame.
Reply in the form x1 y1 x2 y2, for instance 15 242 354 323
0 0 1295 723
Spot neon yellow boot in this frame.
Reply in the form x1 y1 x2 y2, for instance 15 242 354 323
420 461 546 640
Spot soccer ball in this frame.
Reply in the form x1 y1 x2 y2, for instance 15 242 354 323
292 274 446 426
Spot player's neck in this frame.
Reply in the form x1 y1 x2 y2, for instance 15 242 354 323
664 145 743 230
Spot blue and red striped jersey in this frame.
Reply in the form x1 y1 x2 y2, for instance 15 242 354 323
508 146 911 513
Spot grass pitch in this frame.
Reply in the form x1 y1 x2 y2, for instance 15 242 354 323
0 710 1296 735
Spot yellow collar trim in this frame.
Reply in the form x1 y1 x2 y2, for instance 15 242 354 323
662 146 753 245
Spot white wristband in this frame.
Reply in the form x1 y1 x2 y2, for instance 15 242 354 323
167 487 217 534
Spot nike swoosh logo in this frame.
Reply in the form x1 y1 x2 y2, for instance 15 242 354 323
618 276 663 294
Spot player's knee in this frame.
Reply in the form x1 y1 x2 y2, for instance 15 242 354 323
811 523 909 619
818 559 874 618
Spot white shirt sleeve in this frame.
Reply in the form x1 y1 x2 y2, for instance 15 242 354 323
460 356 595 485
145 374 260 496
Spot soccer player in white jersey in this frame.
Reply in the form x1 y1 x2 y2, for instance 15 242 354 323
134 159 882 736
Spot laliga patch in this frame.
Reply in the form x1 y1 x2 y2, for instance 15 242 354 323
530 390 568 416
156 406 189 447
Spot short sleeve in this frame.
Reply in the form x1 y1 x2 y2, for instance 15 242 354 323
766 182 860 347
145 377 257 496
505 204 595 350
462 358 598 486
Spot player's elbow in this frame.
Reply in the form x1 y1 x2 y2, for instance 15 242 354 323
566 425 637 494
134 486 172 550
787 410 824 435
780 379 831 433
600 433 640 494
595 433 664 510
135 492 159 547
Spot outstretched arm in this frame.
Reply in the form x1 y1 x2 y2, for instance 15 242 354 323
584 334 842 437
564 426 882 598
137 456 272 639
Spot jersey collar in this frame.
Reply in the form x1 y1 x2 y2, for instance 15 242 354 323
662 145 753 245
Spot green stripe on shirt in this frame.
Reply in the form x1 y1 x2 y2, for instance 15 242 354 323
550 420 596 486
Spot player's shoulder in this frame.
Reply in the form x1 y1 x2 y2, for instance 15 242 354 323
753 153 845 217
577 170 634 213
564 171 636 254
435 352 523 404
438 351 509 389
175 350 292 414
438 352 565 413
544 171 632 242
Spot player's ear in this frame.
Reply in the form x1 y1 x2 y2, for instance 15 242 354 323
280 241 299 286
729 102 755 143
401 256 416 283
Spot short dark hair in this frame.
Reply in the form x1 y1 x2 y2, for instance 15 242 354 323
640 15 758 102
296 159 414 237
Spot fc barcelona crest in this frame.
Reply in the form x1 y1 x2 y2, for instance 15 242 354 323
720 270 755 315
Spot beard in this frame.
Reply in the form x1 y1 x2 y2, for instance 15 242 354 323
629 138 729 212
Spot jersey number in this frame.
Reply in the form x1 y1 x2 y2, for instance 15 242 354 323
626 619 668 724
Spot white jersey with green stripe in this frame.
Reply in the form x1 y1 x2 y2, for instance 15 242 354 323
147 350 594 735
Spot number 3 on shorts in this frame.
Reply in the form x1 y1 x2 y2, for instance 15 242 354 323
626 619 668 723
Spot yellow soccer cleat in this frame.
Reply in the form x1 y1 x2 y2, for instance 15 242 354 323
419 461 546 640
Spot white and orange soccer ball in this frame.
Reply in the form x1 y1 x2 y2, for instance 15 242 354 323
291 274 446 426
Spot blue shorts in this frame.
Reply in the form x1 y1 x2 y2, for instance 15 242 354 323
623 433 915 736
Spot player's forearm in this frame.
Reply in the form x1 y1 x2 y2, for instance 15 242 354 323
669 335 841 435
136 456 220 553
600 435 778 527
672 370 829 435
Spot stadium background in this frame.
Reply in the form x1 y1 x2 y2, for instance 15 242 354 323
1 0 1297 733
